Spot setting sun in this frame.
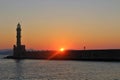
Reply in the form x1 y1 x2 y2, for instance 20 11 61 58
60 48 65 52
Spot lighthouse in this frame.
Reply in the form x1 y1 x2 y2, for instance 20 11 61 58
13 23 26 58
16 23 21 47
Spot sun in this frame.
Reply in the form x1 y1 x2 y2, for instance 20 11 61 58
60 48 65 52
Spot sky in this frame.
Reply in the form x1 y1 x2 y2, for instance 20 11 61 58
0 0 120 50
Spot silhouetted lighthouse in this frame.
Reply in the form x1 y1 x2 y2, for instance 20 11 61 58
13 23 26 57
16 23 21 47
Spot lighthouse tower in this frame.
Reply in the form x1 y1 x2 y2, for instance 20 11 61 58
13 23 26 57
16 23 21 47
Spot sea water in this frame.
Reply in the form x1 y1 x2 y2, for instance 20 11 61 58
0 56 120 80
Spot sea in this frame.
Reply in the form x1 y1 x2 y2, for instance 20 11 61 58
0 55 120 80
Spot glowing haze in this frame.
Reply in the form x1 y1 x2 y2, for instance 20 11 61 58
0 0 120 50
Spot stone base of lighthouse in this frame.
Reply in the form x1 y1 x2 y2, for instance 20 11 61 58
13 45 26 57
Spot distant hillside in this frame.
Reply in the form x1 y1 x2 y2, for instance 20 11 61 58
0 49 13 55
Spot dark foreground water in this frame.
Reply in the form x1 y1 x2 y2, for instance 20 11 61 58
0 56 120 80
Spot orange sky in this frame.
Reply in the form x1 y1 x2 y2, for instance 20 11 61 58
0 0 120 50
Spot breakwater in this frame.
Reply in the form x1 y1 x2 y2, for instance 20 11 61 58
5 49 120 61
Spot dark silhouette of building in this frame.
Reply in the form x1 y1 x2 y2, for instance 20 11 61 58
13 23 26 57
